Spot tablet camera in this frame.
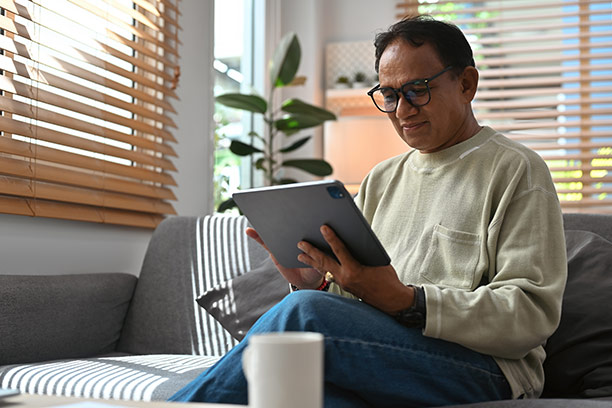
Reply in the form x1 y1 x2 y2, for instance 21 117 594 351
327 186 345 199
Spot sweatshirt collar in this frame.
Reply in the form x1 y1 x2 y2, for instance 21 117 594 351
407 126 496 172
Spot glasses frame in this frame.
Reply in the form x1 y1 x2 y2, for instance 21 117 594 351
367 66 454 113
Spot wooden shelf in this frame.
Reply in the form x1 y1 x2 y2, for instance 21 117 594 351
325 87 383 117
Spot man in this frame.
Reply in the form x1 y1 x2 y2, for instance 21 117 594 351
170 16 567 407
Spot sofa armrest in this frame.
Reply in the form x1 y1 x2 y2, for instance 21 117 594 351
0 273 137 365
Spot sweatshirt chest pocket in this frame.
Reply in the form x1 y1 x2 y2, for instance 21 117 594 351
420 224 481 289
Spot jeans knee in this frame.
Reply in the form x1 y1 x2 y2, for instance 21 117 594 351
281 290 340 314
249 290 346 334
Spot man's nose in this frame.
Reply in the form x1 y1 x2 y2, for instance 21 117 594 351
395 95 419 118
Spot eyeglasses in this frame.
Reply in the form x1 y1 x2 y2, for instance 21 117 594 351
367 66 454 113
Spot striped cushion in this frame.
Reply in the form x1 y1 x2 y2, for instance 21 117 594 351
118 214 268 357
190 215 252 355
0 354 220 401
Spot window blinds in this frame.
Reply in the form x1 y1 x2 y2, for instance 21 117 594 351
0 0 180 228
396 0 612 214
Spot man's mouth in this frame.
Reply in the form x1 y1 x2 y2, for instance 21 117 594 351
402 121 426 131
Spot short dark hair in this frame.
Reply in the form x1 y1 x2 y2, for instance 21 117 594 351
374 15 475 76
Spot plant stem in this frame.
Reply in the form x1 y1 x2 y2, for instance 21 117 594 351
266 84 277 185
266 116 275 185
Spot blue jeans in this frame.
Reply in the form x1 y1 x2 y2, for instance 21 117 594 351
169 291 511 407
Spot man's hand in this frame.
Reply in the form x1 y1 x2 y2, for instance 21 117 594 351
245 227 325 289
297 225 415 314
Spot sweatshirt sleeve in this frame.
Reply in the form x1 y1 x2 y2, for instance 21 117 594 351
422 188 567 359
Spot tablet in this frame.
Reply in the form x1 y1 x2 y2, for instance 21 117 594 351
233 180 390 269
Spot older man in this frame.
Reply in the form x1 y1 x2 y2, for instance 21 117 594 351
170 16 567 407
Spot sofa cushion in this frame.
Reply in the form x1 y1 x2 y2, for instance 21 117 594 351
542 229 612 398
118 215 268 357
196 257 290 341
0 273 136 366
0 354 220 401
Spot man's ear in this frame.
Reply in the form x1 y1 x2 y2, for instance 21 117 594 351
460 66 479 103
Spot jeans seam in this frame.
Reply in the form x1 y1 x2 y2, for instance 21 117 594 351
326 337 506 379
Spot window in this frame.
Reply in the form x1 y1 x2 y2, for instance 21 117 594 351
397 0 612 214
0 0 180 227
213 0 250 211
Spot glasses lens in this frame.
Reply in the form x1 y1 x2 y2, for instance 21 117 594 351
402 83 430 107
371 88 397 113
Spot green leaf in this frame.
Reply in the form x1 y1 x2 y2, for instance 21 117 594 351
282 159 333 176
216 93 267 114
279 136 311 153
255 158 266 170
217 197 237 213
281 99 336 121
248 130 265 143
270 32 301 88
275 114 325 132
230 140 263 156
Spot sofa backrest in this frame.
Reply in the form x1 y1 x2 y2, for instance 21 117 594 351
0 273 136 365
117 214 268 357
562 212 612 242
543 212 612 398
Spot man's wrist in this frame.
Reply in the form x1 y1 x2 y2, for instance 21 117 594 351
394 285 426 328
290 277 330 292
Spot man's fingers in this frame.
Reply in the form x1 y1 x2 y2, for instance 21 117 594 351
245 227 282 267
245 227 266 248
320 225 357 269
297 240 338 273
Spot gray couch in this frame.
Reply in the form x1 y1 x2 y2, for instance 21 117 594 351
1 213 611 407
0 215 267 401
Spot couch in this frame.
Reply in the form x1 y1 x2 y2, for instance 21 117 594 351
0 213 611 407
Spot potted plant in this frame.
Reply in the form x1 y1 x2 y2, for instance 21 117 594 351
215 32 337 212
334 75 351 89
352 72 368 88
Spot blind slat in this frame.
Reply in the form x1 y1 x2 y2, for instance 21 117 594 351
106 28 178 71
0 0 18 14
0 175 175 214
476 107 612 121
0 95 177 167
7 0 176 87
479 63 612 79
0 55 177 129
491 119 612 133
450 6 612 27
0 135 177 185
0 155 176 200
0 75 175 144
477 51 612 69
479 74 612 89
476 85 612 99
0 195 164 228
62 0 178 57
0 115 176 171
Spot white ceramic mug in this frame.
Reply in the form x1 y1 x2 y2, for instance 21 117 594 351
242 332 324 408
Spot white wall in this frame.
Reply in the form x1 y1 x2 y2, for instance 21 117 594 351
0 0 215 276
278 0 397 178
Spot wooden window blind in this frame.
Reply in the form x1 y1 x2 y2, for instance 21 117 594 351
0 0 180 228
396 0 612 214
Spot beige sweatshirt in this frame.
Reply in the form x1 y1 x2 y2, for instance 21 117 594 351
329 126 567 399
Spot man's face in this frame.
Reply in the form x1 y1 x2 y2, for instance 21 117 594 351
378 40 477 153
